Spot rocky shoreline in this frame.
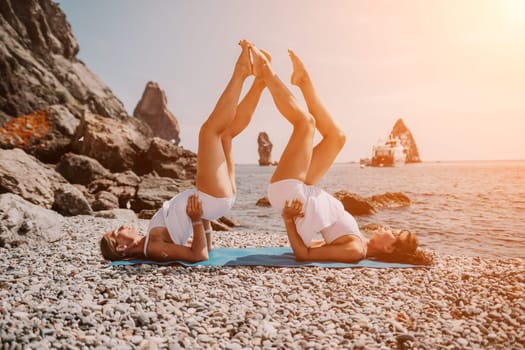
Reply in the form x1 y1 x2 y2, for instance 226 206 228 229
0 216 523 350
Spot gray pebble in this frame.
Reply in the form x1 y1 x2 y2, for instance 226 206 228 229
0 216 522 350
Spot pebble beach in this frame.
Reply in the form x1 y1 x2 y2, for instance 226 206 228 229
1 216 523 350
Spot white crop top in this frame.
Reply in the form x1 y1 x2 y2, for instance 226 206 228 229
143 188 235 257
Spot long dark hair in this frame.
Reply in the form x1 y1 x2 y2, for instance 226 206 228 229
373 230 434 265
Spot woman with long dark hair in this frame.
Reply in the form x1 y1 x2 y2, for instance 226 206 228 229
250 44 432 265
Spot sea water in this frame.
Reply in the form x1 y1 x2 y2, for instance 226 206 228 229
230 160 525 259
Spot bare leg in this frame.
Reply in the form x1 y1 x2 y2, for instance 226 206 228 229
251 46 316 183
221 51 269 192
196 40 252 197
289 49 346 186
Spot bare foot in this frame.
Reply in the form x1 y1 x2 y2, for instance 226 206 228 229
235 39 253 78
288 49 309 86
253 48 272 85
250 45 273 79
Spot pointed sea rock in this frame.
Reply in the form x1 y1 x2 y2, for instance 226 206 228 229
133 82 181 145
258 132 273 166
390 118 421 163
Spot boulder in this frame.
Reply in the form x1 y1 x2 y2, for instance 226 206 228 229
53 183 93 216
368 192 410 209
333 191 376 216
209 217 238 232
390 118 421 163
91 191 120 211
0 148 92 215
107 185 136 209
86 181 132 209
131 175 193 212
87 178 115 194
0 193 65 247
0 0 128 120
85 170 139 209
133 81 181 144
56 152 111 185
256 196 271 207
73 112 153 173
0 148 58 208
333 190 411 216
146 137 197 179
108 170 140 208
211 220 231 231
0 105 80 162
114 170 141 187
217 216 239 228
257 132 273 166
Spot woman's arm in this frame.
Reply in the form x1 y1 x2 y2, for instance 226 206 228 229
283 215 310 260
147 194 209 262
282 199 365 263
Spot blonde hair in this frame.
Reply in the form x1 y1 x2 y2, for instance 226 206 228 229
99 235 126 261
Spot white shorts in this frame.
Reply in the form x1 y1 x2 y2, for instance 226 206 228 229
267 179 345 245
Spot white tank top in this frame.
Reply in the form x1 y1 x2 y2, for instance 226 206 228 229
320 211 362 244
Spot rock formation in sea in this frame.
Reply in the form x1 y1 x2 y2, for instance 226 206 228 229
256 192 410 216
389 118 421 163
133 82 181 145
257 131 273 166
333 191 410 216
255 196 272 207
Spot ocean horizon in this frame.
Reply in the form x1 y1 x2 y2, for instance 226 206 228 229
234 159 525 165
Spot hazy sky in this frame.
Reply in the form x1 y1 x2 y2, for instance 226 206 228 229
56 0 525 163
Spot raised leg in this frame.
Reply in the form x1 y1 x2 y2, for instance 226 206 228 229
251 46 315 184
196 40 252 198
289 49 346 186
221 53 268 193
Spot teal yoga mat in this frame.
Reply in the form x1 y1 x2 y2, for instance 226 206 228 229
110 247 427 268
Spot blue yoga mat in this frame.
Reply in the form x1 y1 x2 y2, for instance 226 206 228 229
110 247 427 268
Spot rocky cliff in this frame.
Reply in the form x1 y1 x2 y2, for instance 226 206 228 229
0 0 127 124
0 0 216 228
390 118 421 163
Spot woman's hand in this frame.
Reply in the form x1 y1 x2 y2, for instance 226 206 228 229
282 199 304 221
186 193 203 222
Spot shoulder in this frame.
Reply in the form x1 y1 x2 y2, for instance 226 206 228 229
329 235 367 261
148 226 173 243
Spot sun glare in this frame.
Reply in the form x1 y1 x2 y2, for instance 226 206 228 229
505 0 525 24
